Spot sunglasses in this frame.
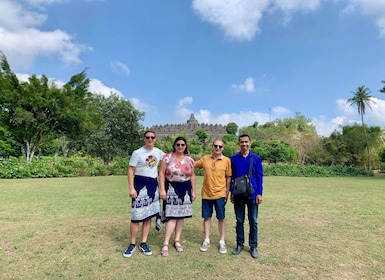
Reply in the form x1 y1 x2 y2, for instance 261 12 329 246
145 136 156 139
176 143 186 147
213 144 223 149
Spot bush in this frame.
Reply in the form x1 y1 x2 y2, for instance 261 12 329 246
0 157 372 179
263 164 370 177
0 156 129 179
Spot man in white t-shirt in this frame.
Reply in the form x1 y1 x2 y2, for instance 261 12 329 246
123 130 164 258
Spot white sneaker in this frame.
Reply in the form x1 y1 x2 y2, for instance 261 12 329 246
200 240 210 252
219 242 227 254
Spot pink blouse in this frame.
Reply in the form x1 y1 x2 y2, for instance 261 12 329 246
162 153 195 182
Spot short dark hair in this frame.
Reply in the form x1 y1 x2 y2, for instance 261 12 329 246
238 134 251 141
173 136 189 155
144 130 156 137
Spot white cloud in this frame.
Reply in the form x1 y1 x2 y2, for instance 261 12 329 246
0 0 91 69
111 61 130 76
89 79 123 98
177 97 193 108
192 0 269 41
129 97 154 114
342 0 385 36
232 77 256 93
312 96 385 136
192 0 385 39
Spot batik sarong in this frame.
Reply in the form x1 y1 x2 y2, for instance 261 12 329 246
131 175 160 222
165 180 193 219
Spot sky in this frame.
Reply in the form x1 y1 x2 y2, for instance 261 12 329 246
1 0 385 137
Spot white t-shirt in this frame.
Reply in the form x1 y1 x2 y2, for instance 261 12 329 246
129 147 164 178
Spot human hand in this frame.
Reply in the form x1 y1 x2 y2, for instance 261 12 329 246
160 190 167 200
129 188 137 199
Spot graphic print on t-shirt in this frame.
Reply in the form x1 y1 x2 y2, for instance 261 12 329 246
145 155 158 168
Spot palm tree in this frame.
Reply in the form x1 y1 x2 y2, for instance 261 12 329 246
347 85 375 171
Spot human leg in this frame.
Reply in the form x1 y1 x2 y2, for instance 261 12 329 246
163 219 176 246
174 219 184 252
203 218 212 240
247 199 259 248
247 199 259 258
123 222 139 258
200 199 213 251
141 219 151 243
130 221 139 244
232 196 246 255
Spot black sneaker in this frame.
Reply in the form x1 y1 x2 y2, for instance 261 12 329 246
250 247 259 259
232 245 244 255
123 244 136 258
140 243 153 256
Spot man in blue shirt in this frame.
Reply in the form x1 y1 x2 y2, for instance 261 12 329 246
230 134 263 258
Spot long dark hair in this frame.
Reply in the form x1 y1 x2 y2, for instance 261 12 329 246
172 136 189 155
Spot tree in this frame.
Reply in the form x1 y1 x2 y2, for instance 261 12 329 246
226 122 238 135
85 94 144 164
347 85 375 171
0 53 97 161
251 140 296 164
196 129 209 144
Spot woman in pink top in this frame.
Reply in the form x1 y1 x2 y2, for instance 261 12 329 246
159 136 196 257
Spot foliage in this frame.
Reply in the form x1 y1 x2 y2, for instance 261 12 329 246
252 140 297 164
0 156 129 179
0 53 98 161
347 85 375 170
195 129 209 144
226 122 238 134
222 133 237 143
264 164 370 177
85 94 144 164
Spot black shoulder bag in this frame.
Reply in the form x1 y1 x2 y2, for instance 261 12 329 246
232 156 254 197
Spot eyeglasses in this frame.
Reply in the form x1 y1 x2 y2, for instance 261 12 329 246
145 136 156 139
213 145 223 149
176 143 186 147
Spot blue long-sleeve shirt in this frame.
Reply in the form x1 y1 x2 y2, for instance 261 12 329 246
230 151 263 198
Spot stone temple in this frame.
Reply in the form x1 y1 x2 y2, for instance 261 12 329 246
149 113 227 140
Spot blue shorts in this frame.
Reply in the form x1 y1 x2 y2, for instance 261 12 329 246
201 198 226 220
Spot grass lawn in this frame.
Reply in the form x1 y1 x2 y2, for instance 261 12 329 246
1 175 384 279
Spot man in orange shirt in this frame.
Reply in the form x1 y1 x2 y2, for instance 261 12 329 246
195 138 232 254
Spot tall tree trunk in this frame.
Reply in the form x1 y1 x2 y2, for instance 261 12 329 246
361 115 371 171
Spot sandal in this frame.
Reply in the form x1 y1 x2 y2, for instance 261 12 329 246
161 244 169 257
173 240 183 252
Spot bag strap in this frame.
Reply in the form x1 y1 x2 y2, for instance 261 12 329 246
247 155 253 177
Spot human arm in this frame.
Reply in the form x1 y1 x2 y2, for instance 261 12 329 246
254 156 263 204
158 160 167 200
225 176 231 203
128 166 136 198
190 172 196 202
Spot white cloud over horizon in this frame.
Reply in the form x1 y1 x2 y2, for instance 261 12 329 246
3 0 385 138
0 0 91 69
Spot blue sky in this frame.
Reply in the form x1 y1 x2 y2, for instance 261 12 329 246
1 0 385 137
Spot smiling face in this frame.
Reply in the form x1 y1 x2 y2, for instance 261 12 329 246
238 135 251 154
212 140 224 157
174 140 186 154
144 132 156 149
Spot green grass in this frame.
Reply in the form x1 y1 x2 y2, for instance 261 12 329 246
1 176 384 279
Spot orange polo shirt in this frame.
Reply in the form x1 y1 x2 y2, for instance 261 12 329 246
195 154 232 199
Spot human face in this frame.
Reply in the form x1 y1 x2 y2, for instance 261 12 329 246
174 140 186 154
144 133 156 147
212 141 224 156
238 136 250 153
